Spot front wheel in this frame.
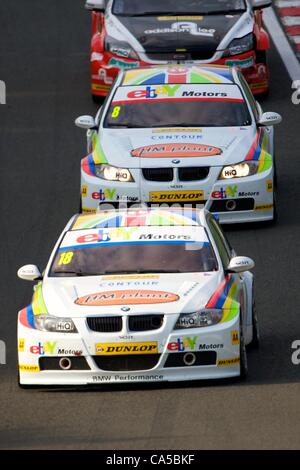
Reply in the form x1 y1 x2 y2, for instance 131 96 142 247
239 326 248 379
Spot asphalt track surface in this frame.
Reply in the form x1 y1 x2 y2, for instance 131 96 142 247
0 0 299 450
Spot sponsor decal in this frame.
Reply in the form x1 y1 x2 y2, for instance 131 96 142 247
151 134 203 141
131 143 222 158
255 203 273 211
57 348 83 356
75 290 179 306
107 58 139 69
18 338 25 352
167 336 197 352
238 191 259 197
30 341 57 355
19 364 40 373
144 22 215 37
103 275 159 280
150 190 204 202
92 188 116 201
91 374 164 382
152 128 202 133
95 342 158 356
225 57 254 69
199 343 224 350
266 180 273 192
231 330 239 346
158 16 203 21
76 227 138 245
98 69 113 85
217 357 240 367
211 186 237 199
81 185 87 198
139 233 191 241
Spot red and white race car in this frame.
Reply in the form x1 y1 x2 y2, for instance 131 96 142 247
86 0 271 100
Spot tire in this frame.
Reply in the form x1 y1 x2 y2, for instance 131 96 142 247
239 325 248 379
79 196 82 214
273 153 278 189
248 299 260 349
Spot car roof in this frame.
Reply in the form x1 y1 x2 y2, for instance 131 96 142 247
121 65 236 87
69 208 206 231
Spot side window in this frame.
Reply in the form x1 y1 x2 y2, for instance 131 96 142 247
207 216 232 269
238 72 259 121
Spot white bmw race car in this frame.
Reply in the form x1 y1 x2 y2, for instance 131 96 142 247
17 208 257 387
76 64 282 224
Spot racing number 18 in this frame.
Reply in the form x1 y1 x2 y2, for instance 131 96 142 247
58 252 74 266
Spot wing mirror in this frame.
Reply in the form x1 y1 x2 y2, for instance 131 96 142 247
258 112 282 127
75 115 97 130
85 0 107 11
226 256 255 274
17 264 42 281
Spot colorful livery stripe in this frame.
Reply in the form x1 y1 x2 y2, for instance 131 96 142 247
122 66 234 86
244 129 272 172
19 284 48 329
206 275 240 323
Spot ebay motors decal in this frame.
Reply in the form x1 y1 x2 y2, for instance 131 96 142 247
112 84 244 104
131 143 222 158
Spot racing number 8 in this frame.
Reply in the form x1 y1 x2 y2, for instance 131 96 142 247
111 106 121 119
58 251 74 266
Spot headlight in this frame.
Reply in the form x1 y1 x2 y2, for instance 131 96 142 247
222 33 253 57
95 164 134 182
34 315 77 333
105 36 139 60
174 309 223 329
219 161 259 180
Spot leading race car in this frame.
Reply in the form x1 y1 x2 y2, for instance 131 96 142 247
76 64 282 224
85 0 272 99
17 208 257 386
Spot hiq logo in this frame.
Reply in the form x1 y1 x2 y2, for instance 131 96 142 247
211 185 237 200
127 84 181 100
0 80 6 104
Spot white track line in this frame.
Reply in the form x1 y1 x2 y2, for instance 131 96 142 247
264 7 300 81
275 1 300 8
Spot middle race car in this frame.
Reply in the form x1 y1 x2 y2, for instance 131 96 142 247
85 0 272 99
17 208 257 386
76 64 282 224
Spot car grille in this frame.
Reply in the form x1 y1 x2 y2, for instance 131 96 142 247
93 354 161 371
142 168 173 182
87 316 122 333
128 315 164 332
146 51 214 61
178 167 209 181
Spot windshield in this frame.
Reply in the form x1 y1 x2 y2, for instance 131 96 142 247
104 84 251 128
112 0 246 16
50 227 218 276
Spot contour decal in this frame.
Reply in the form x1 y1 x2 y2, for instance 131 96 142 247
131 143 222 158
75 290 180 306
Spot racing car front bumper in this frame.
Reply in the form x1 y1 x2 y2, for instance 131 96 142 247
18 314 241 386
81 165 275 224
91 50 269 97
